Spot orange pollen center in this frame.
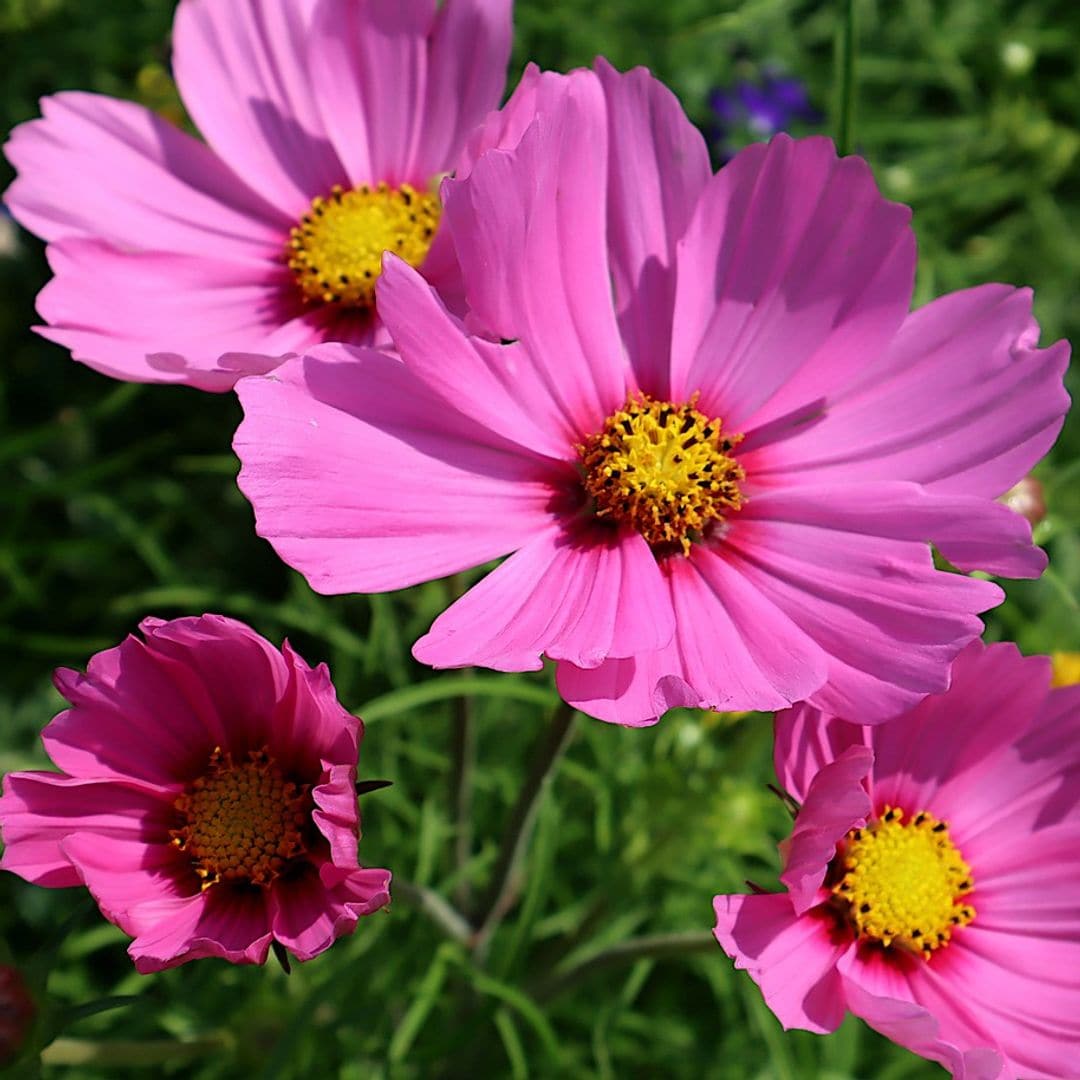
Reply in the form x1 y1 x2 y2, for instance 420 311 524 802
170 747 309 890
577 392 745 554
286 181 441 309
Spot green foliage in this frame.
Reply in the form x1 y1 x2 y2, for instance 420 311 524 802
1 0 1078 1076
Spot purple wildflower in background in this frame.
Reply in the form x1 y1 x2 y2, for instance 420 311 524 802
708 64 822 160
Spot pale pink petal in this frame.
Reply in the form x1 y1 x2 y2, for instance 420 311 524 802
375 256 578 461
593 58 711 393
752 285 1071 500
712 893 848 1034
36 239 311 391
172 0 345 214
234 345 562 593
670 135 915 431
837 949 1004 1080
727 485 1006 721
270 863 391 961
556 542 831 725
780 746 872 914
3 91 286 250
413 0 513 180
772 705 871 805
0 773 167 888
413 524 675 671
308 0 427 186
442 69 629 441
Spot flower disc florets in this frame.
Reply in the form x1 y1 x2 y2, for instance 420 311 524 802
288 182 441 308
578 392 745 553
830 806 975 958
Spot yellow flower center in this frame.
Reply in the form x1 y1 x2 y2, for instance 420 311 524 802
1051 651 1080 688
578 393 745 554
831 806 975 958
170 747 309 890
287 182 441 309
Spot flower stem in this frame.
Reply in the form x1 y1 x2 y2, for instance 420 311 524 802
472 701 579 964
395 879 474 946
835 0 858 155
531 931 717 1003
41 1035 231 1067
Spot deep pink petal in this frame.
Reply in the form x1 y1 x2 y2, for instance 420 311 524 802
727 485 1005 721
0 773 168 888
413 525 675 672
780 746 872 914
442 69 629 441
3 91 286 250
712 893 848 1034
593 58 711 393
311 762 361 869
375 256 577 461
172 0 345 214
36 239 315 391
752 285 1071 501
772 704 871 805
838 949 1004 1080
270 862 391 962
670 136 915 431
234 345 563 593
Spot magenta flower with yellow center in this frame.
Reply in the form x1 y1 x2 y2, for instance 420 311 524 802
0 615 391 972
234 64 1069 727
2 0 511 390
713 641 1080 1078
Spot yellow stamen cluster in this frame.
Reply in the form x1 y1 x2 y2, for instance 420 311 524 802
287 181 440 308
831 806 975 958
170 747 309 890
578 393 745 554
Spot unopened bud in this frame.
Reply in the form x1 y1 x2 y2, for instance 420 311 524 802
1000 476 1046 528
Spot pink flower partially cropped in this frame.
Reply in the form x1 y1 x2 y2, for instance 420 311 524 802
0 615 391 972
3 0 511 391
234 64 1069 726
714 641 1080 1079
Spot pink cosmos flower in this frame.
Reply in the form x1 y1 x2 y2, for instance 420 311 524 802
0 615 391 972
3 0 511 391
234 64 1069 727
713 640 1080 1079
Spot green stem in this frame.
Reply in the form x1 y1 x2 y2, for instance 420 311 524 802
41 1035 230 1067
472 702 579 965
395 879 474 946
835 0 858 155
532 931 717 1003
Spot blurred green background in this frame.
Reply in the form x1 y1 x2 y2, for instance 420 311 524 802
1 0 1078 1076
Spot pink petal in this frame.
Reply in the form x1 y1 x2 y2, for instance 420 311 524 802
0 773 167 888
413 0 513 180
752 285 1071 501
556 543 831 725
172 0 346 214
670 135 915 432
413 524 675 672
311 763 362 869
442 69 629 441
3 91 286 251
772 704 871 805
728 484 1006 721
35 239 312 391
837 949 1004 1080
593 58 711 394
779 745 873 914
234 345 562 593
270 862 391 962
375 256 578 461
866 641 1055 831
712 893 849 1034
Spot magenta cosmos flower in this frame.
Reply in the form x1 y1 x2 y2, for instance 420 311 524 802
713 641 1080 1079
0 615 391 972
234 65 1070 727
3 0 511 391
